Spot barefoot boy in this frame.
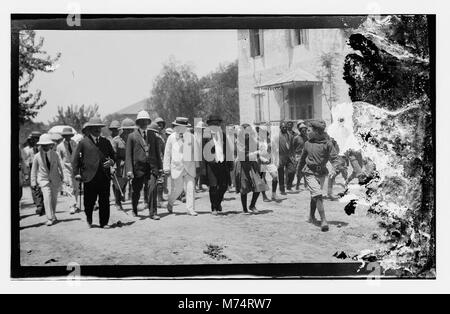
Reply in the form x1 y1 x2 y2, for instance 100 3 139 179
298 120 339 232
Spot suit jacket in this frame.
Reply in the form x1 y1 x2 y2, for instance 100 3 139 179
125 129 162 178
72 135 116 183
202 130 234 185
57 139 77 165
163 132 197 179
30 149 64 188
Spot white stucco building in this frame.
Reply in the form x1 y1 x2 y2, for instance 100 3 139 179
238 18 363 125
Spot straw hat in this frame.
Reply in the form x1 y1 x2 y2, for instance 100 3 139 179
172 117 191 127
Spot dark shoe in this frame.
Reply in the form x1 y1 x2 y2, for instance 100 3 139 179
150 215 160 220
167 203 173 214
321 224 329 232
280 191 287 195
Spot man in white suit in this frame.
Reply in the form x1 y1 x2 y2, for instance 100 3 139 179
163 117 198 216
30 134 64 226
57 127 79 214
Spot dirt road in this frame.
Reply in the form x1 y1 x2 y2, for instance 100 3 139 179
19 180 387 266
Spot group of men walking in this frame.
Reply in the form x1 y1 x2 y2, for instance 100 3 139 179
20 110 366 232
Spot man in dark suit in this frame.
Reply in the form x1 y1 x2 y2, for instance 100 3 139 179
72 117 116 228
125 110 162 219
203 115 234 215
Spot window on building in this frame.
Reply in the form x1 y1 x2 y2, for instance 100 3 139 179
249 29 263 57
287 86 314 120
254 93 264 123
292 29 309 46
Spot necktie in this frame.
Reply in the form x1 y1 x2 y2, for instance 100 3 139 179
143 130 147 141
45 153 51 170
67 141 72 155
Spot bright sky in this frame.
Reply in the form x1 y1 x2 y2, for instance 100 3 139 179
30 30 238 123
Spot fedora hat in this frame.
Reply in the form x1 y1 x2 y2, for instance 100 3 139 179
206 114 223 124
61 127 74 136
86 116 106 128
172 117 191 127
36 134 54 145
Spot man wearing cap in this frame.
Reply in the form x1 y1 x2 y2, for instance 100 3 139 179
298 119 339 232
163 117 198 216
111 118 135 211
125 110 162 219
292 121 309 190
72 117 116 228
23 131 46 216
203 115 234 215
30 134 64 226
57 127 79 214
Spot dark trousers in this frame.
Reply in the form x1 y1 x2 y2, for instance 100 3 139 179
131 174 158 216
84 169 110 227
209 184 227 211
31 185 45 213
278 156 295 192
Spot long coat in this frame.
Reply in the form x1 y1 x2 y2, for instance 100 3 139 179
202 130 234 187
125 129 162 178
72 136 116 183
31 149 64 188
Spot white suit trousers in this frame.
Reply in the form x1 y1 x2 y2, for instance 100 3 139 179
168 170 195 213
41 184 58 221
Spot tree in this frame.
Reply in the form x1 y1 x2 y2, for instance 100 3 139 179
49 104 99 133
199 61 239 125
150 57 201 125
19 120 48 146
317 52 340 122
19 30 61 124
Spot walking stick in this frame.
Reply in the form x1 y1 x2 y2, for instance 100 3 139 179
112 172 125 199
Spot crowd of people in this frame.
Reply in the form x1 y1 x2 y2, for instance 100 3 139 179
19 110 369 232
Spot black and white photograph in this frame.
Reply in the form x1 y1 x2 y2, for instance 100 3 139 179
2 0 449 296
